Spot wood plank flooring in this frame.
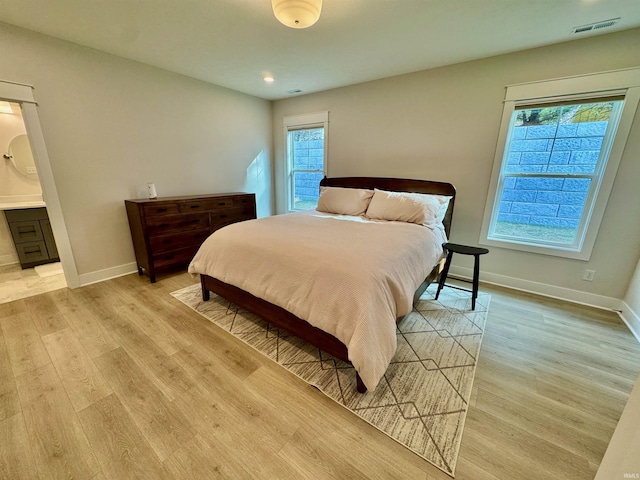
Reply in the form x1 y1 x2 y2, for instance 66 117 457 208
0 271 639 479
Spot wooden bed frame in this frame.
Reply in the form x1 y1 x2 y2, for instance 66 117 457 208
200 176 456 393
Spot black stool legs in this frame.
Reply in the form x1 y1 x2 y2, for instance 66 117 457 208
434 250 453 302
434 242 489 311
472 253 481 310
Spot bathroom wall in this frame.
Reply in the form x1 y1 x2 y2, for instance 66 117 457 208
0 105 42 198
0 217 17 265
0 104 43 265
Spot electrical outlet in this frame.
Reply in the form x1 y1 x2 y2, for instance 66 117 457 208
26 166 38 174
583 269 596 281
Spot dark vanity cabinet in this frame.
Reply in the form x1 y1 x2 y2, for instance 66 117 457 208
4 207 60 269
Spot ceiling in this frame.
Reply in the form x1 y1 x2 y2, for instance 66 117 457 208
0 0 638 100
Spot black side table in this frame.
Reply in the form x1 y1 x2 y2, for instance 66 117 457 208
435 242 489 310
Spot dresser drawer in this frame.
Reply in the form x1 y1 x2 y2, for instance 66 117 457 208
143 203 180 216
232 195 254 206
181 197 235 212
152 246 199 269
210 207 256 230
149 229 210 253
146 213 210 235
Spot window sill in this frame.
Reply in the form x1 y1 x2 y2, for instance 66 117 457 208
480 236 591 260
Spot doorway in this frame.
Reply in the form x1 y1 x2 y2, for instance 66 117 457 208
0 79 78 304
0 101 66 303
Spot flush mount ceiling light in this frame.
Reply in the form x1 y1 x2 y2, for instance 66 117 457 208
271 0 323 29
263 75 275 83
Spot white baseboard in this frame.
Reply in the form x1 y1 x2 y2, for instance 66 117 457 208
620 301 640 344
449 265 623 311
77 262 138 287
0 254 18 266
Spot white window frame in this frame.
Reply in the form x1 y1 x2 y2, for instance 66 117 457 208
480 68 640 260
282 111 328 213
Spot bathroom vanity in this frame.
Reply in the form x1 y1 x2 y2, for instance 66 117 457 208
3 206 59 269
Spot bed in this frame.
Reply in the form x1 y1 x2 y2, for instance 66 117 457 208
188 177 456 393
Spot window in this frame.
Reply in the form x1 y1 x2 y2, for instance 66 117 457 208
491 99 623 248
283 112 328 211
481 69 640 260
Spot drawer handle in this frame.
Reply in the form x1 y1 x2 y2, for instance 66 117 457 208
156 208 168 213
217 202 226 206
159 223 170 228
164 255 174 260
162 239 173 244
191 219 201 224
219 214 228 219
189 205 200 209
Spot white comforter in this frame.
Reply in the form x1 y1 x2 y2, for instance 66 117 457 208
188 210 446 391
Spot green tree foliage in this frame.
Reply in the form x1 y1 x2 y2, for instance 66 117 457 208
515 102 613 126
516 108 559 125
571 102 613 122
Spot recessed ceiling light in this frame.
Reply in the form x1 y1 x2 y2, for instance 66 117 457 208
263 75 275 83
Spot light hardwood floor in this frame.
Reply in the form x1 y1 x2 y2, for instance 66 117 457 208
1 271 639 479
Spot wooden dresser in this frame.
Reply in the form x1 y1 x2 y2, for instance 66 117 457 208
125 193 256 283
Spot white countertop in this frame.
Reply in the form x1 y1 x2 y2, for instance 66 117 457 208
0 201 46 210
0 195 46 211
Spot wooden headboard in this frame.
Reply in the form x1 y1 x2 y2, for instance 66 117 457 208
320 176 456 238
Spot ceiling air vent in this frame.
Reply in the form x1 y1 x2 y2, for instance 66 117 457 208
286 89 304 94
572 17 620 34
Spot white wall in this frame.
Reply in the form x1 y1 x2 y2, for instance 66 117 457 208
0 217 16 266
0 22 273 283
609 261 640 477
0 108 41 198
625 260 640 318
595 372 640 479
1 20 638 298
622 259 640 341
272 28 640 305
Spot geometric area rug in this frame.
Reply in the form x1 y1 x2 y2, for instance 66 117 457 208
171 283 490 477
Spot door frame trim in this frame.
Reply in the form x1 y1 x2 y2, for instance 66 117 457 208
1 80 80 288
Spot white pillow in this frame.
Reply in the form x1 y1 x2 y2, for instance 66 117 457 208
316 186 374 216
365 189 451 227
435 195 452 224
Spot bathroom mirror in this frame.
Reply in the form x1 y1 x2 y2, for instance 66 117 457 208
7 134 38 178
